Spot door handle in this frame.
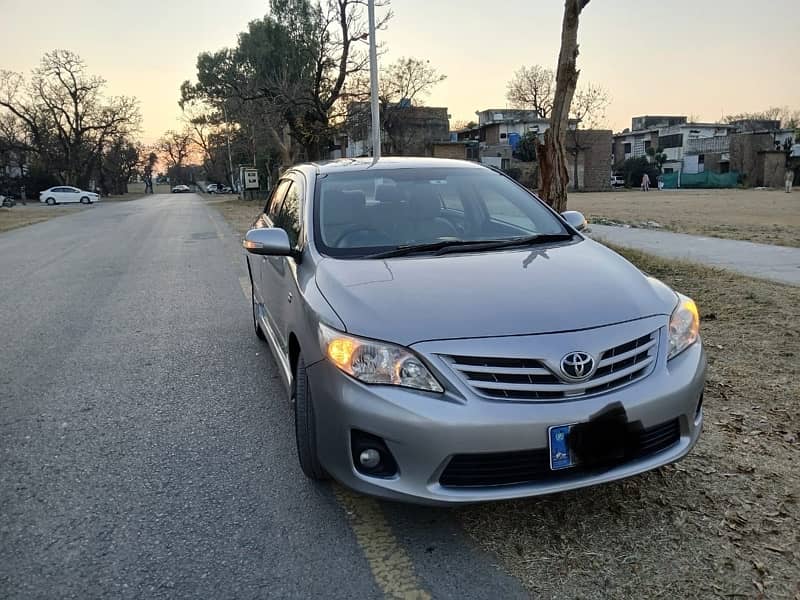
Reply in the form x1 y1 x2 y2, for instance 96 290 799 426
287 292 293 303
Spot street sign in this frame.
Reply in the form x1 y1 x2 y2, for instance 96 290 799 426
243 168 259 189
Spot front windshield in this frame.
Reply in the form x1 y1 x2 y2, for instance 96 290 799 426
314 167 568 257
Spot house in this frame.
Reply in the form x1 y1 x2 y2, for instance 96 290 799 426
454 108 611 191
613 116 737 175
343 102 450 158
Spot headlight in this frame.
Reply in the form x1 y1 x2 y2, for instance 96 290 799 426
668 293 700 359
319 323 443 392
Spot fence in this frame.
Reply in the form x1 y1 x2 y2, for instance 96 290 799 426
660 171 740 189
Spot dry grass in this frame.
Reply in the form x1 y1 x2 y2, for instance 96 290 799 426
457 249 800 599
570 188 800 247
0 204 88 233
205 195 262 235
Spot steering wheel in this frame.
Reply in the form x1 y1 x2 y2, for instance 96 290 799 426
334 226 393 248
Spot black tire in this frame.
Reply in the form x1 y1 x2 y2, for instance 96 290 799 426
2 199 12 208
294 355 328 480
252 289 266 341
80 196 89 204
46 197 56 205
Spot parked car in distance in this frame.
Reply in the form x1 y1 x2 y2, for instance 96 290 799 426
206 183 221 193
39 186 99 205
171 184 191 193
610 174 625 187
219 185 232 194
242 157 706 505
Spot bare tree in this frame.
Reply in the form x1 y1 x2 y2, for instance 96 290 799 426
157 128 194 170
724 106 800 129
506 65 555 119
568 83 609 189
0 50 140 187
536 0 591 211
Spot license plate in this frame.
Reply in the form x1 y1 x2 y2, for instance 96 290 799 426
549 424 576 470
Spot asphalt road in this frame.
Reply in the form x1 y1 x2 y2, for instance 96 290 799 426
0 195 526 599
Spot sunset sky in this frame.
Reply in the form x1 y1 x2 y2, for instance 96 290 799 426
1 0 797 142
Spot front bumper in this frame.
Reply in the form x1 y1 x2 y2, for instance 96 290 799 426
307 320 706 506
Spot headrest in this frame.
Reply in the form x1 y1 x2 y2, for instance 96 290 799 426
322 190 367 226
409 186 442 220
375 184 402 205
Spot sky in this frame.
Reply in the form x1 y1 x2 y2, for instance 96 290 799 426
1 0 797 142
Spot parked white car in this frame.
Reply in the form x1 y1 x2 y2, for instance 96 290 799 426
39 186 99 205
171 184 191 193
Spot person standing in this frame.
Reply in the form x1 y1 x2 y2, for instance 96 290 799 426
641 172 651 192
786 167 795 193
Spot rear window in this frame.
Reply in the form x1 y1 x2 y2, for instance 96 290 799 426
314 167 565 258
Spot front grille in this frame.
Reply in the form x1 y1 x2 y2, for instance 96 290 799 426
443 331 658 401
439 418 680 488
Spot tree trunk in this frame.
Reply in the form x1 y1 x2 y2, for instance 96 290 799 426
536 0 589 212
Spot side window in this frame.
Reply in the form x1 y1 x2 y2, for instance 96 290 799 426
274 182 303 248
267 180 292 221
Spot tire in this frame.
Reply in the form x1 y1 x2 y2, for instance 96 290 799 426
252 289 266 341
80 196 89 204
294 355 328 480
2 199 12 208
46 197 56 205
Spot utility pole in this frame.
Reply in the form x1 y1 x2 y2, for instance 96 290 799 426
222 102 236 191
368 0 380 165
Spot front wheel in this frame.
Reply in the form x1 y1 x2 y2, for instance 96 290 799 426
294 355 328 480
80 196 90 204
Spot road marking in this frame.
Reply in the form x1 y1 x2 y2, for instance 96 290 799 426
334 486 432 600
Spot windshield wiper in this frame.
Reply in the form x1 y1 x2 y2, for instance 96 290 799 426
433 233 574 255
363 233 574 259
364 239 505 259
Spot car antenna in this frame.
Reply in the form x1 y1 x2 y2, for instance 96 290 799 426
368 0 381 167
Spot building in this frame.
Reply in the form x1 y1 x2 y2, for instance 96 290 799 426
613 116 737 175
343 102 450 158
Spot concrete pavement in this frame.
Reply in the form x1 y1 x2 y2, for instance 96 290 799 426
588 224 800 286
0 195 526 599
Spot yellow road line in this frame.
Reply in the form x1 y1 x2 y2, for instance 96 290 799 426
334 486 432 600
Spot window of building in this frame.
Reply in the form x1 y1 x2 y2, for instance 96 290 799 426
500 133 507 139
659 134 683 149
623 143 631 154
644 140 652 151
698 154 705 164
664 168 674 174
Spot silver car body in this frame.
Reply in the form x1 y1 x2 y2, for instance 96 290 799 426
244 158 705 505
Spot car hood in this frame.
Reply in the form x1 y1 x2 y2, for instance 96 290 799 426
314 239 678 346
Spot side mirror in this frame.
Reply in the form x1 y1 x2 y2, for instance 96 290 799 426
561 210 588 232
243 228 292 256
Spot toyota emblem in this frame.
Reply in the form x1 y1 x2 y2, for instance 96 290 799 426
560 351 596 381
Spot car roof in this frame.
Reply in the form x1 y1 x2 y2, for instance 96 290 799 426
294 157 489 176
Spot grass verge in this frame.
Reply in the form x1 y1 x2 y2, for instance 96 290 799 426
457 247 799 599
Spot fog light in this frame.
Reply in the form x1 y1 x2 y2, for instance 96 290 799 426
359 448 381 468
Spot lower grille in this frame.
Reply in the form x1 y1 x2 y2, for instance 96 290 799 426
439 418 681 488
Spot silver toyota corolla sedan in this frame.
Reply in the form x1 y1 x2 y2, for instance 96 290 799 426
243 157 705 505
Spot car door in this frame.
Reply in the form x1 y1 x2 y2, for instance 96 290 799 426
64 187 80 203
50 187 66 202
252 179 292 337
263 175 305 357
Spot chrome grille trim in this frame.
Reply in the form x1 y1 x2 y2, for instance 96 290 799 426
442 330 659 401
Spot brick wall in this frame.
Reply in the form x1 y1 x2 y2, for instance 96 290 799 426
569 129 612 191
730 132 773 186
759 151 787 188
432 143 468 160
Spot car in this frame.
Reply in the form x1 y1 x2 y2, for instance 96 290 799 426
610 174 625 187
242 157 706 505
171 184 191 193
219 185 233 194
39 186 100 205
206 183 221 193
